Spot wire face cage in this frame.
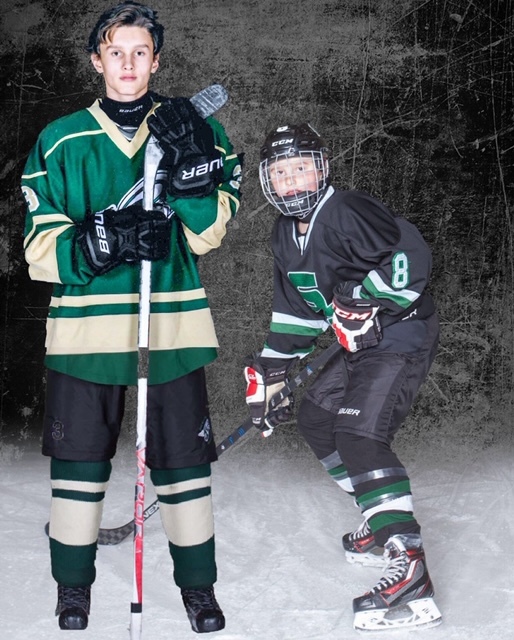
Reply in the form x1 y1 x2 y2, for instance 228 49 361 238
259 150 329 219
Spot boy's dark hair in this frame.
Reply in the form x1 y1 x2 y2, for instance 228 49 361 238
87 2 164 55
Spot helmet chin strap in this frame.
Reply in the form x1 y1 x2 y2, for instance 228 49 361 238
295 204 318 223
276 184 329 220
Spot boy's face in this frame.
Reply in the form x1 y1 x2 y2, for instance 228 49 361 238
91 25 159 102
268 156 322 197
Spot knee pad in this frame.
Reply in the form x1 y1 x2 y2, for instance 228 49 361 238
50 460 111 544
297 398 338 460
334 431 403 477
151 464 214 547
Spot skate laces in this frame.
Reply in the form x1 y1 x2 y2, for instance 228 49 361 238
349 519 371 542
57 585 91 613
182 587 219 611
369 547 409 594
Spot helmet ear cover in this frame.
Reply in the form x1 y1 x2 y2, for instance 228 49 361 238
259 124 329 219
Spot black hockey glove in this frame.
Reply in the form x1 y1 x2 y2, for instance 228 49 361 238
331 285 382 353
244 355 296 437
147 98 224 198
77 206 171 276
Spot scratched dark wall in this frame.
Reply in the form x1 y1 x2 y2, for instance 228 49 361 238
0 1 512 452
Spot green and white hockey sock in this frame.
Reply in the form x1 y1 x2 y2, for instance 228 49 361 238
352 468 419 546
151 463 216 589
49 458 111 587
319 450 355 494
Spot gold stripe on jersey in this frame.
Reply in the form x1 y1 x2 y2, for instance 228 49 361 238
24 214 74 283
183 190 238 255
24 213 73 249
22 170 47 179
50 287 209 308
45 307 218 355
44 129 106 159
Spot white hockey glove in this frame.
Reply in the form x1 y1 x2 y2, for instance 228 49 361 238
243 356 295 437
331 289 382 353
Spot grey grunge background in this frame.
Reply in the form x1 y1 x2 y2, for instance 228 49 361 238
0 0 512 454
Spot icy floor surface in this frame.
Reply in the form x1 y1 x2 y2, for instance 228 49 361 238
1 435 513 640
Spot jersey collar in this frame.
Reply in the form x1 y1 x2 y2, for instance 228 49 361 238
291 185 335 254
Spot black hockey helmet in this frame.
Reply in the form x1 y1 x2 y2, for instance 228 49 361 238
259 123 329 219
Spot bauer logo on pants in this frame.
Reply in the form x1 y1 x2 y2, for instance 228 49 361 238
338 407 361 416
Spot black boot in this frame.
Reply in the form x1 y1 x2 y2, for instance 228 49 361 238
55 585 91 630
181 587 225 633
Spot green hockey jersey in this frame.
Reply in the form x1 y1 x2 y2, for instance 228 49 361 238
22 100 242 385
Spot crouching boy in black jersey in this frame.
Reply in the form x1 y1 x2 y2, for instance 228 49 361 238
21 1 242 633
244 123 442 632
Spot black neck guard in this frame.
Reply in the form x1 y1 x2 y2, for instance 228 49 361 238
99 93 153 127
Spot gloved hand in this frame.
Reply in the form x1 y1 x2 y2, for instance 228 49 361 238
331 287 382 352
244 356 295 437
147 98 224 198
77 205 171 275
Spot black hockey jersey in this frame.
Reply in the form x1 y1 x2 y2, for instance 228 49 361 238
261 187 435 361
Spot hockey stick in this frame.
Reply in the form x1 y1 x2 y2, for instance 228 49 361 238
130 84 228 640
85 341 342 546
43 341 342 544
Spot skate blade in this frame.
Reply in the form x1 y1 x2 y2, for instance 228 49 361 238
345 549 386 568
354 597 442 631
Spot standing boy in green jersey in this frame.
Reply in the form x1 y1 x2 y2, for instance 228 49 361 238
21 2 242 633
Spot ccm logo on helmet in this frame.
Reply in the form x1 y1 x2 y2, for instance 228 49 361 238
272 138 294 147
181 157 223 181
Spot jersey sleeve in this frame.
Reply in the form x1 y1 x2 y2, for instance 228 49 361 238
169 116 242 255
351 219 433 316
260 253 330 362
331 192 433 317
21 128 94 285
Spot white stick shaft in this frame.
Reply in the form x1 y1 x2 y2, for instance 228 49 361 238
130 137 163 640
129 84 228 638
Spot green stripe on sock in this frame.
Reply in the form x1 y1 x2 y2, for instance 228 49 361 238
51 489 105 502
327 463 348 482
369 511 416 535
158 486 211 505
358 480 411 508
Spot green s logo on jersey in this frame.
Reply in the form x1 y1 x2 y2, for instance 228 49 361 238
288 272 332 317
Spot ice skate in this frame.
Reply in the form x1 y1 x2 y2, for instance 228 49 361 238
353 534 442 631
342 519 386 567
55 584 91 630
181 586 225 633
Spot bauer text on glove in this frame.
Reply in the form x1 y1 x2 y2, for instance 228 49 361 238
77 205 171 276
147 98 224 198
